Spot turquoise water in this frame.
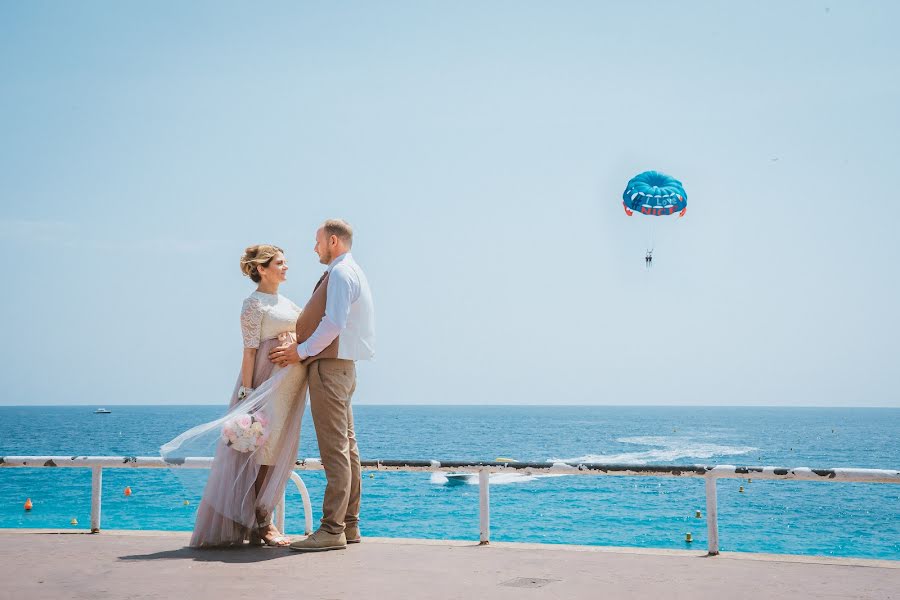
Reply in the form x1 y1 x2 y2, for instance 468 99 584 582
1 405 898 559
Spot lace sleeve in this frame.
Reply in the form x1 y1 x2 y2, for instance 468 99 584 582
240 297 264 349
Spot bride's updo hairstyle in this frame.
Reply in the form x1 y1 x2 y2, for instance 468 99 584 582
240 244 283 283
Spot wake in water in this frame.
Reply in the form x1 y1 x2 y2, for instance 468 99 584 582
430 472 568 486
550 436 757 465
431 436 757 486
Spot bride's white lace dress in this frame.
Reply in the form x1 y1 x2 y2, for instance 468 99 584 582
161 291 308 547
238 292 307 466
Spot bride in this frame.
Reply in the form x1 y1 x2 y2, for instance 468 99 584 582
162 244 308 547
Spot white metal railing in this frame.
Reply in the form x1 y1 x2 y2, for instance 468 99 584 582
0 456 313 536
2 456 898 555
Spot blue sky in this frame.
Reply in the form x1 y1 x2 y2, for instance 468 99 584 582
1 1 897 406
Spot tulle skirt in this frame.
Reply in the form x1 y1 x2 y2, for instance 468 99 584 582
161 336 308 547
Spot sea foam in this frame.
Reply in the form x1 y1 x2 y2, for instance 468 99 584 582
551 436 757 465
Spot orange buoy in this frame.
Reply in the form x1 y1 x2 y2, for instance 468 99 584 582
24 498 33 511
124 486 132 497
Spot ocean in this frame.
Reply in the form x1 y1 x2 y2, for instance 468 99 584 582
1 405 898 559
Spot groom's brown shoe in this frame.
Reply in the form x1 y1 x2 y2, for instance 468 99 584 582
289 529 347 552
345 525 361 544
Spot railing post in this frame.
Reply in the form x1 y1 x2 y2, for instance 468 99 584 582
479 469 490 545
276 490 286 533
289 472 314 535
705 475 719 555
90 466 102 533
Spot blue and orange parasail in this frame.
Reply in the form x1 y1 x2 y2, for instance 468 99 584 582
622 170 687 218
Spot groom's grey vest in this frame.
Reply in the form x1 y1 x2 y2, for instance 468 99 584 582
295 271 339 364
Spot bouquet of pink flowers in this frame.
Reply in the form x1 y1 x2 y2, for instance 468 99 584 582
221 412 269 453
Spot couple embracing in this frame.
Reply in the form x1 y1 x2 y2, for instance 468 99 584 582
161 219 374 552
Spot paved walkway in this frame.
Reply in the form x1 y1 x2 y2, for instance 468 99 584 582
1 530 898 600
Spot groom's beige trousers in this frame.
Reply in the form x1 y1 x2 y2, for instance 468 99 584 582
308 358 360 535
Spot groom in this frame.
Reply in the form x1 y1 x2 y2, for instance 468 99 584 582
269 218 375 552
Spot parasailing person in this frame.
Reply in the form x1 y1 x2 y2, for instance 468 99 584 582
622 170 687 266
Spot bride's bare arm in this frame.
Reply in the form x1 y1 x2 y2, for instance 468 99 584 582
241 348 257 388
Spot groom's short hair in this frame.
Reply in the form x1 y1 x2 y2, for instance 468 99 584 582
323 219 353 247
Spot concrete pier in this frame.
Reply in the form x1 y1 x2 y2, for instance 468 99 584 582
1 530 897 600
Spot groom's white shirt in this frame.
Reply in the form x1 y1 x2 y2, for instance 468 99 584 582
296 252 375 361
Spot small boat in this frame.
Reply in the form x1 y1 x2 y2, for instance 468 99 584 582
444 473 478 486
94 408 111 414
444 458 520 486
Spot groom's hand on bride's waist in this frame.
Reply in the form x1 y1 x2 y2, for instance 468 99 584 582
269 341 302 367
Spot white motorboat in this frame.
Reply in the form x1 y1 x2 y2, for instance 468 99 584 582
444 457 519 485
94 408 111 414
444 473 478 486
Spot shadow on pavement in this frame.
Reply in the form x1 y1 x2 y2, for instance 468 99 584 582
119 546 302 564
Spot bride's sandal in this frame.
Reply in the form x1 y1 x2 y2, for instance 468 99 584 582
254 513 290 547
257 525 290 547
